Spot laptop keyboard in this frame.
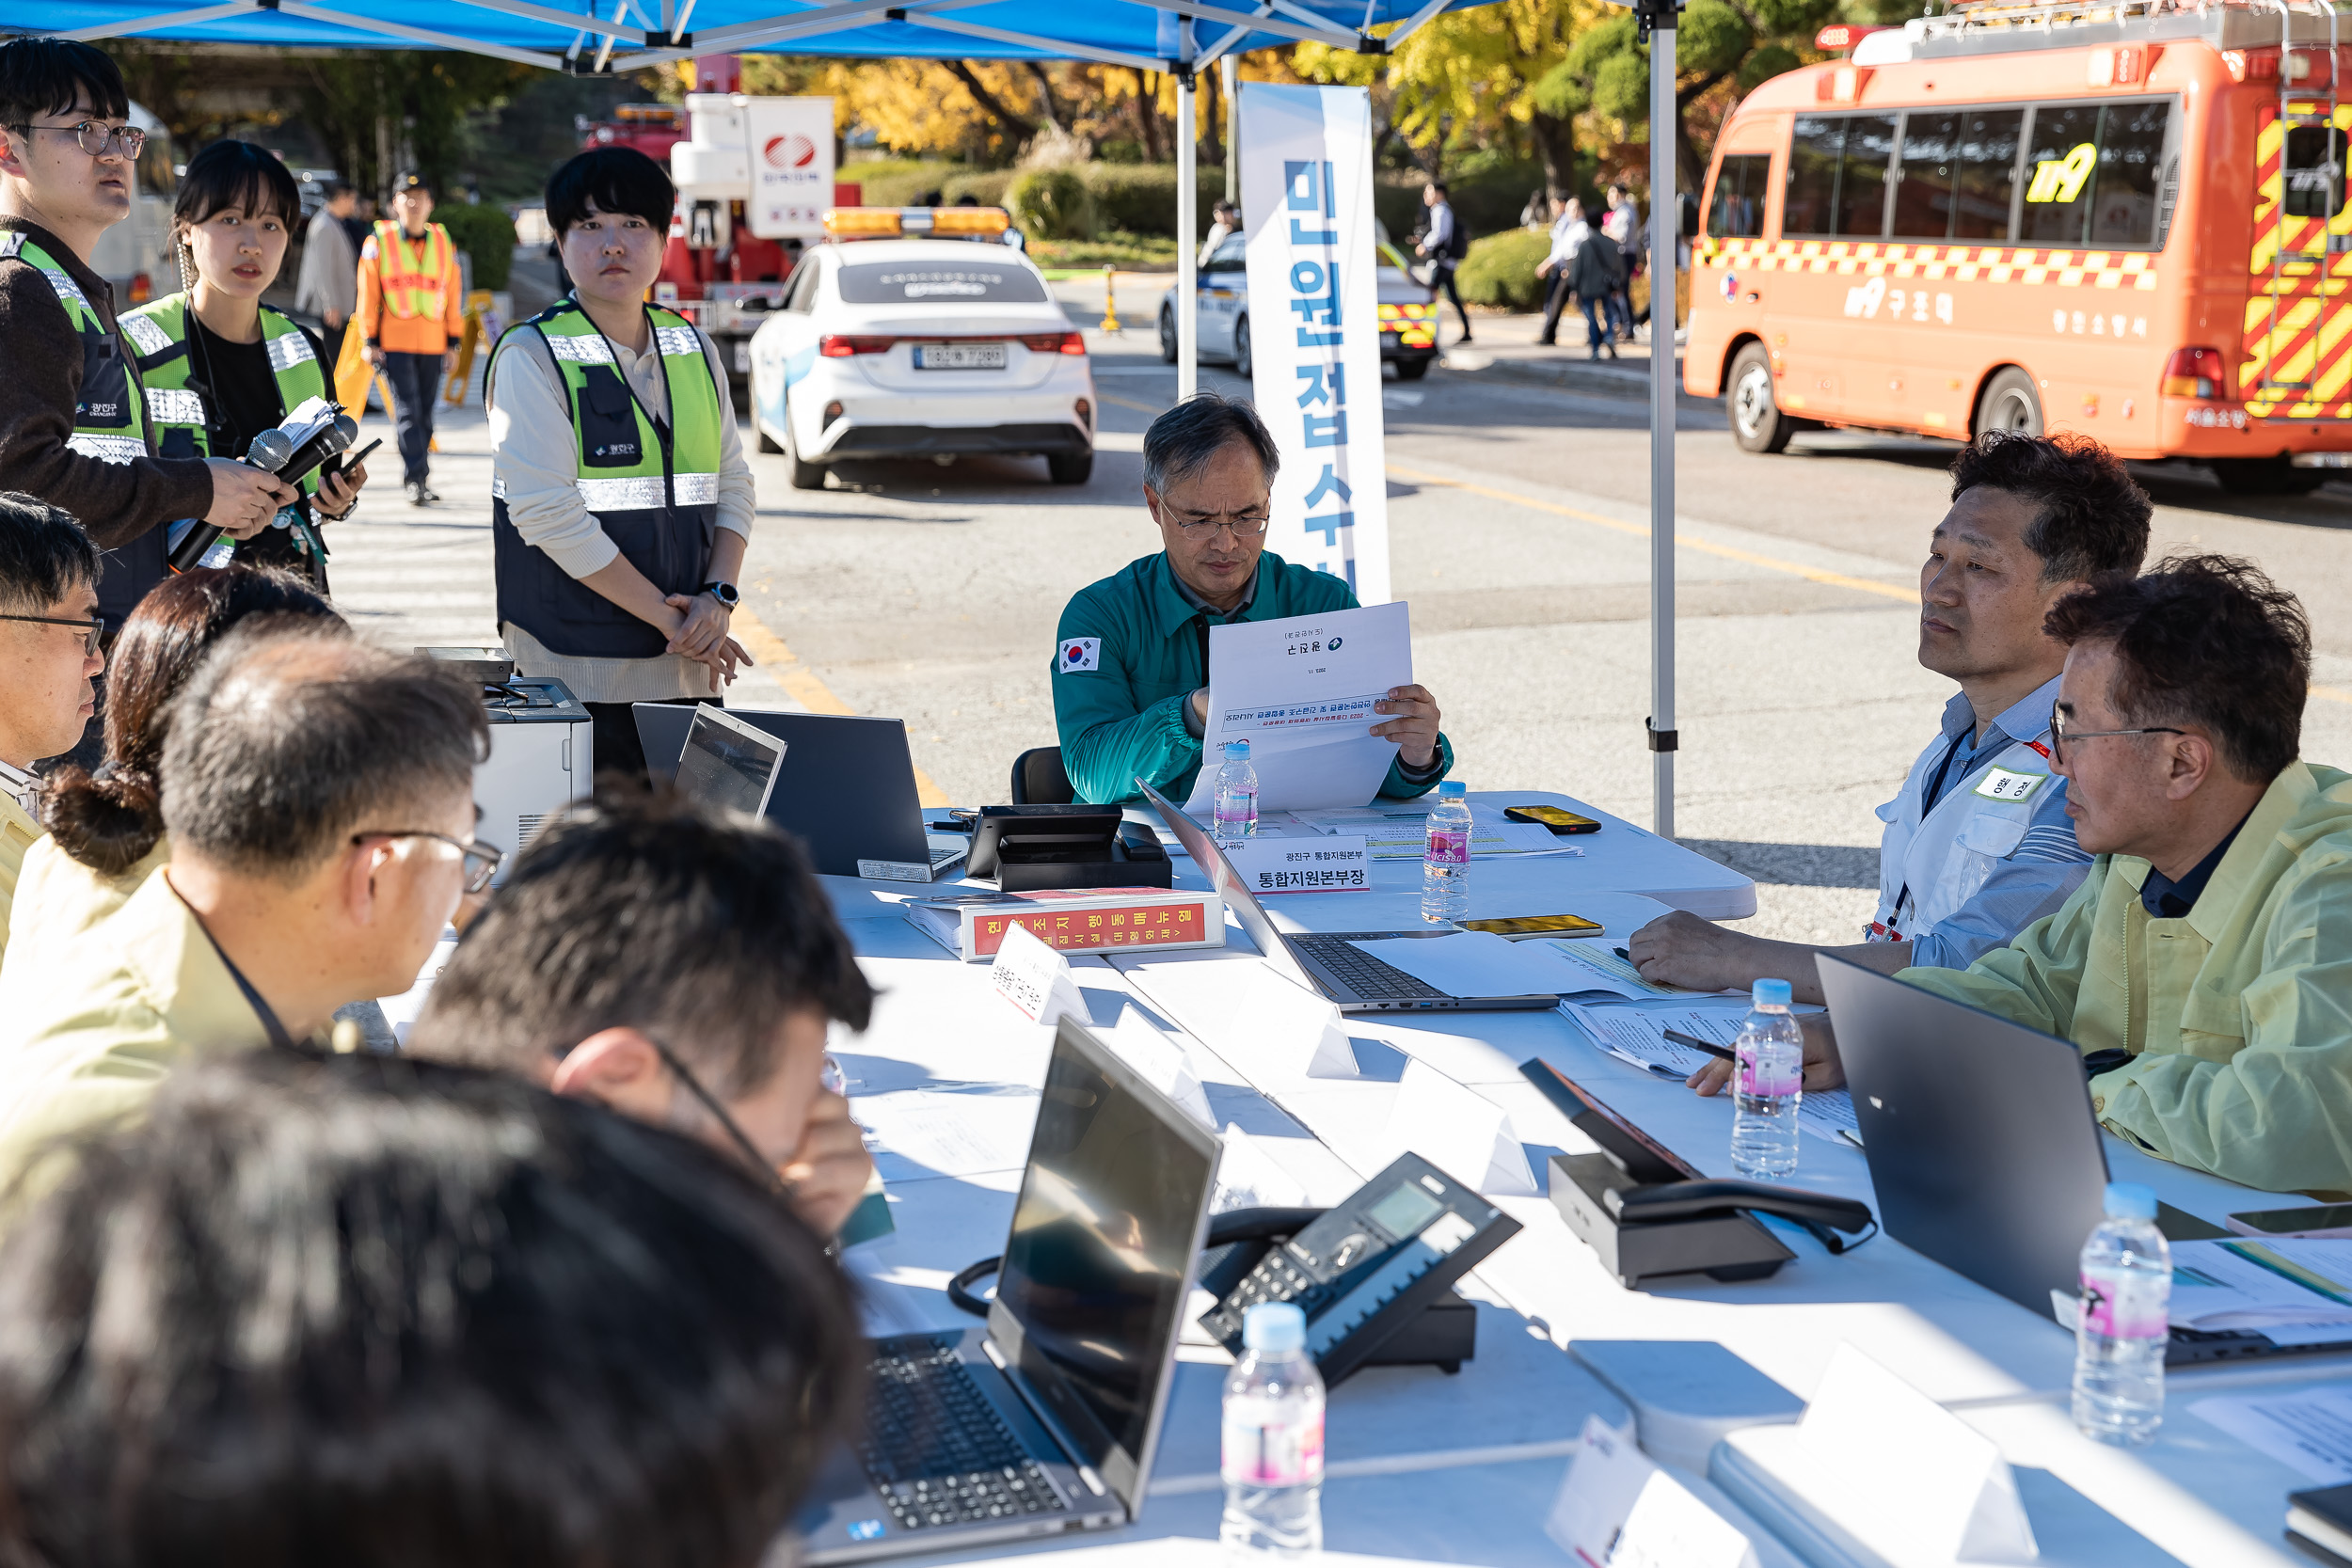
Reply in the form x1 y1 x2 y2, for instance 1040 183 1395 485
1295 935 1452 1000
860 1338 1068 1532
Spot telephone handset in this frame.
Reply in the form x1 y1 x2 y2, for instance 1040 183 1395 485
1518 1057 1877 1287
1196 1153 1520 1387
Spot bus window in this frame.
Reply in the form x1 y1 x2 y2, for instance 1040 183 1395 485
1953 109 2024 241
2090 100 2170 245
1836 115 1899 238
1786 113 1897 238
2024 103 2104 245
1892 112 1961 239
1708 153 1770 238
2283 124 2345 221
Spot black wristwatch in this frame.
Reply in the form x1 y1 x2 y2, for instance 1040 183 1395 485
700 580 739 608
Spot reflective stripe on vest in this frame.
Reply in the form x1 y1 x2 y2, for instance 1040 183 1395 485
372 220 449 320
7 233 149 463
120 294 329 497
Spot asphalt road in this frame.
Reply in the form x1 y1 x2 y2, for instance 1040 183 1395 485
327 305 2352 944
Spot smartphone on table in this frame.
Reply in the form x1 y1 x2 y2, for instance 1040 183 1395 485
1458 912 1605 939
2225 1204 2352 1240
1504 805 1602 834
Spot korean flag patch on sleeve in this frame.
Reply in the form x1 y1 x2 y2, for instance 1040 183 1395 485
1058 637 1101 673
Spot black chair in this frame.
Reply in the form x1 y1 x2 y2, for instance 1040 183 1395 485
1009 746 1076 805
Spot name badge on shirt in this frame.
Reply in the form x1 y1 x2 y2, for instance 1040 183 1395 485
1973 767 2048 803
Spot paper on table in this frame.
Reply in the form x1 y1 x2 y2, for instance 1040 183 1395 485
854 1085 1040 1180
1348 930 1601 998
1295 804 1576 859
2190 1383 2352 1483
2169 1239 2352 1330
1536 940 1697 1000
1181 601 1411 815
1559 1003 1860 1141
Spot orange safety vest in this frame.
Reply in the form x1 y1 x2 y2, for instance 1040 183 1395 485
372 220 450 320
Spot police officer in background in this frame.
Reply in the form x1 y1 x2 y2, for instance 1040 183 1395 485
0 39 293 639
1629 432 2154 1004
487 146 753 784
357 171 463 507
122 139 369 591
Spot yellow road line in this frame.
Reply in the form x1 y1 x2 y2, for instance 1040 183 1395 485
2313 684 2352 707
1381 460 1916 604
734 605 950 807
1098 390 1163 416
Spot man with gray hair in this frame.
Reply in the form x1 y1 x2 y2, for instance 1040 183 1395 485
0 492 103 964
0 622 490 1200
1051 392 1453 804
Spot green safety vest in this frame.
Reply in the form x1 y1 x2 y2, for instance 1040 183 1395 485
120 293 331 569
0 230 161 623
489 298 723 659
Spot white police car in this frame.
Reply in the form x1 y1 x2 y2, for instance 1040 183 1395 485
747 208 1096 490
1157 229 1438 380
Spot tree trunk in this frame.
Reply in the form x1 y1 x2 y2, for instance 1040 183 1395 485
1674 74 1728 198
1023 61 1066 135
1200 66 1223 170
947 61 1040 142
1530 107 1577 200
1133 69 1165 162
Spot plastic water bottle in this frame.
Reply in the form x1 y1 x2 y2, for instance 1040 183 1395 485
1729 978 1804 1180
1420 779 1471 925
1214 740 1259 848
1221 1302 1325 1562
2074 1181 2171 1446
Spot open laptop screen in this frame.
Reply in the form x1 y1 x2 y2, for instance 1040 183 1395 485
1136 778 1320 991
992 1018 1218 1510
675 706 787 818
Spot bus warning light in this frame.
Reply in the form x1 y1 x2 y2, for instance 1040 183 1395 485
2161 347 2229 401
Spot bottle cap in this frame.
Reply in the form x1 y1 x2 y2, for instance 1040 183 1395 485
2103 1181 2157 1221
1242 1301 1307 1353
1753 978 1793 1006
1225 739 1250 760
1438 780 1466 798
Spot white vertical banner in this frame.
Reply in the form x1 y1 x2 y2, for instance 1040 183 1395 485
1240 84 1391 606
742 97 834 239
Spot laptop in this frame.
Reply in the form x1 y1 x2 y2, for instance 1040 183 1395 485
794 1014 1222 1562
673 705 787 818
1136 778 1555 1013
1817 954 2344 1366
634 705 966 881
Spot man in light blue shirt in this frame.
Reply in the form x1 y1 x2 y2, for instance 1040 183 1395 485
1629 431 2153 1003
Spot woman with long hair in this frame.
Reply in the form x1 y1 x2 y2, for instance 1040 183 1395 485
119 140 370 591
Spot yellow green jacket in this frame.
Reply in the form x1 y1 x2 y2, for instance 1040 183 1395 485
1900 760 2352 1195
0 832 167 1005
0 792 37 971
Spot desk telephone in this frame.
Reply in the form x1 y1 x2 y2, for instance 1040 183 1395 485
949 1154 1518 1386
1196 1154 1520 1386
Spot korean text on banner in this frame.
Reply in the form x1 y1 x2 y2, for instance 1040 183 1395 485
1240 84 1390 606
742 97 835 240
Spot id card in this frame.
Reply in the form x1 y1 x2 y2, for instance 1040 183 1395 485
1972 767 2047 802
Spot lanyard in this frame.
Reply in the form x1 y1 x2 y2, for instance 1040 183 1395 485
1888 725 1985 934
187 906 297 1052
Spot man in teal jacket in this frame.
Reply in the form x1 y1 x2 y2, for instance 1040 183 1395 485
1054 394 1454 806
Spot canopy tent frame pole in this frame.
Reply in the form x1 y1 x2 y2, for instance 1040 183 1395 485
276 1 568 67
1124 0 1355 48
1641 0 1677 838
1176 26 1199 401
58 3 253 41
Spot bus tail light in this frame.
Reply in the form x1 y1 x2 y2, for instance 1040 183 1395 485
819 335 895 356
2162 347 2229 400
2223 50 2280 83
127 272 151 305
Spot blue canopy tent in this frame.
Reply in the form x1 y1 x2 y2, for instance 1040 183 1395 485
6 0 1692 834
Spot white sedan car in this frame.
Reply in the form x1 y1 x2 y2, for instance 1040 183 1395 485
748 224 1096 490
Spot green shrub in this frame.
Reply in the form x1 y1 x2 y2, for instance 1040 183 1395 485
941 169 1013 207
840 160 961 206
1007 167 1095 240
1454 229 1552 311
437 202 516 292
1078 165 1225 237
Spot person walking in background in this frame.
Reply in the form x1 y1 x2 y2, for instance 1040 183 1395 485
1534 197 1587 348
1604 183 1642 342
1569 215 1628 360
1414 182 1471 346
1518 186 1549 230
1199 198 1238 267
357 171 463 507
294 179 358 370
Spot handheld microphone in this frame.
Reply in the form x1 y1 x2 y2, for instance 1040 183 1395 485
167 399 349 572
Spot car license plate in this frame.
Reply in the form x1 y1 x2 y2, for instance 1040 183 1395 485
734 340 752 373
914 341 1007 371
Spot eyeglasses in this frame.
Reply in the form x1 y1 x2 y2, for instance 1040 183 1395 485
349 829 505 894
2048 703 2185 766
644 1034 790 1197
7 119 147 158
1165 506 1271 537
0 612 103 656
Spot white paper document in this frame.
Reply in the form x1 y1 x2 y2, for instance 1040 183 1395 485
854 1085 1041 1180
2190 1382 2352 1482
1534 939 1696 1000
1295 803 1575 859
1347 930 1597 998
1560 1003 1860 1141
1183 601 1411 814
2169 1239 2352 1332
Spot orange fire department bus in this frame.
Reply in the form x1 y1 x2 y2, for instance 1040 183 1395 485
1686 0 2352 495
